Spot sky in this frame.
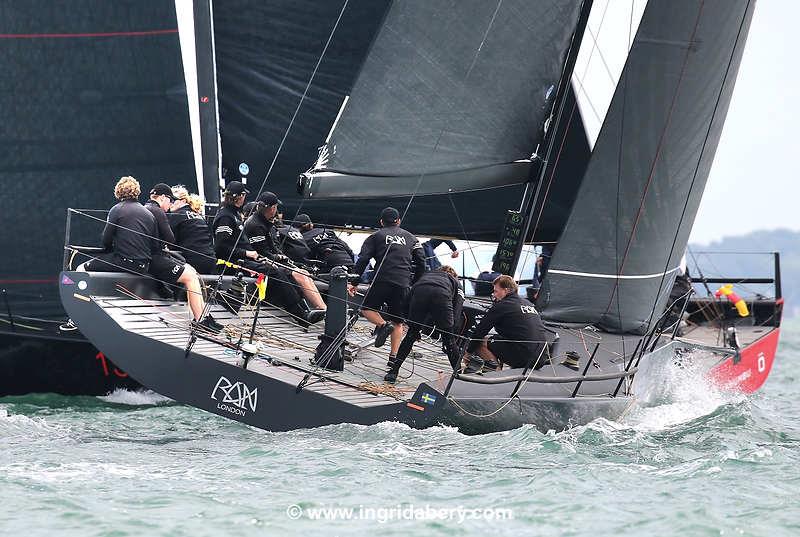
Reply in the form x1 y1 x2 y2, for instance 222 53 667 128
690 0 799 244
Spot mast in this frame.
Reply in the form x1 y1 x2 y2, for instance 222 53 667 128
508 0 593 277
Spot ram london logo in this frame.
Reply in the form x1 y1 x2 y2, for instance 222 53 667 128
210 376 258 417
385 235 407 246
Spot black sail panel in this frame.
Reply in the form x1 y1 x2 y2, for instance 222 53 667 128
300 0 583 195
539 0 755 333
0 1 194 319
213 0 391 190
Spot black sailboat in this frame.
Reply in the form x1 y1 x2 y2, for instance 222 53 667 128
0 0 216 395
59 0 782 433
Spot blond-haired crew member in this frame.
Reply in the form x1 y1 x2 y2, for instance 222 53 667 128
168 186 216 274
84 177 221 332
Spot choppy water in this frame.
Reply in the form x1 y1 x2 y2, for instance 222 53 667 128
2 322 799 536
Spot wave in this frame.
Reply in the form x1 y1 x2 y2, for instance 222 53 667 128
97 389 173 406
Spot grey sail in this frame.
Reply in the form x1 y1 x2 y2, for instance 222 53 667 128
299 0 583 199
539 0 755 333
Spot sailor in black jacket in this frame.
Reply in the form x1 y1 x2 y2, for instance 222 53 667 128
84 177 157 274
244 192 326 311
294 214 355 272
145 183 220 330
385 266 465 383
348 207 427 360
466 275 548 371
84 177 221 332
212 183 324 325
274 207 312 265
167 188 216 274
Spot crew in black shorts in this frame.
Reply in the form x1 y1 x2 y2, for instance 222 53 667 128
84 177 221 333
384 266 464 383
465 274 547 372
348 207 426 361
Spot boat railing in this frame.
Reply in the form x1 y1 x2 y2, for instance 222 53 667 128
686 250 782 328
453 367 638 385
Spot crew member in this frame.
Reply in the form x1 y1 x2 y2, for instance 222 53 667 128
294 214 355 272
422 238 459 271
167 185 217 274
244 192 326 311
464 275 547 372
83 177 221 332
212 182 324 325
348 207 427 362
384 266 464 383
274 206 312 265
145 183 221 331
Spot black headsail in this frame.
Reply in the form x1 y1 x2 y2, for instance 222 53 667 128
0 0 195 318
296 0 585 239
539 0 755 333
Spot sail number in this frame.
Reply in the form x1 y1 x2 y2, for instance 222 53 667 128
493 210 523 275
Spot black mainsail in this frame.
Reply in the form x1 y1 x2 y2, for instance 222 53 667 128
539 0 756 333
213 0 391 192
0 0 196 319
296 0 585 240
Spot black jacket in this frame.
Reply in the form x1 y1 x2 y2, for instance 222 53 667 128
467 294 546 353
168 205 215 261
413 270 464 329
144 199 175 252
277 225 311 263
302 227 354 264
244 212 283 261
102 200 157 262
352 225 426 287
212 204 250 262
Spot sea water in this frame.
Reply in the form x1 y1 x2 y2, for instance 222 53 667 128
1 321 799 537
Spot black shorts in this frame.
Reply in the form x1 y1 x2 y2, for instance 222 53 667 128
84 253 149 275
149 254 186 285
487 337 542 369
362 281 409 322
407 286 453 334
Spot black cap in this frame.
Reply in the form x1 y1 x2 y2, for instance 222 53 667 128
380 207 400 225
150 183 175 201
256 191 282 207
225 181 249 196
293 214 311 228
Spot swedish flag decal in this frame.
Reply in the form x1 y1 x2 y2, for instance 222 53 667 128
420 392 437 405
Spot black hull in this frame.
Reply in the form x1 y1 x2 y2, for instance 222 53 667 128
0 329 141 397
59 271 642 434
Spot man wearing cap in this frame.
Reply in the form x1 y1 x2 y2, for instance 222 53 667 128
145 183 222 332
273 206 312 266
212 182 324 325
348 207 427 361
83 177 221 333
294 214 355 273
244 191 326 311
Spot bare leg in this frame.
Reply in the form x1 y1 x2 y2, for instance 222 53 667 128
292 272 326 310
361 308 386 327
390 323 403 356
476 338 500 365
178 266 205 321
